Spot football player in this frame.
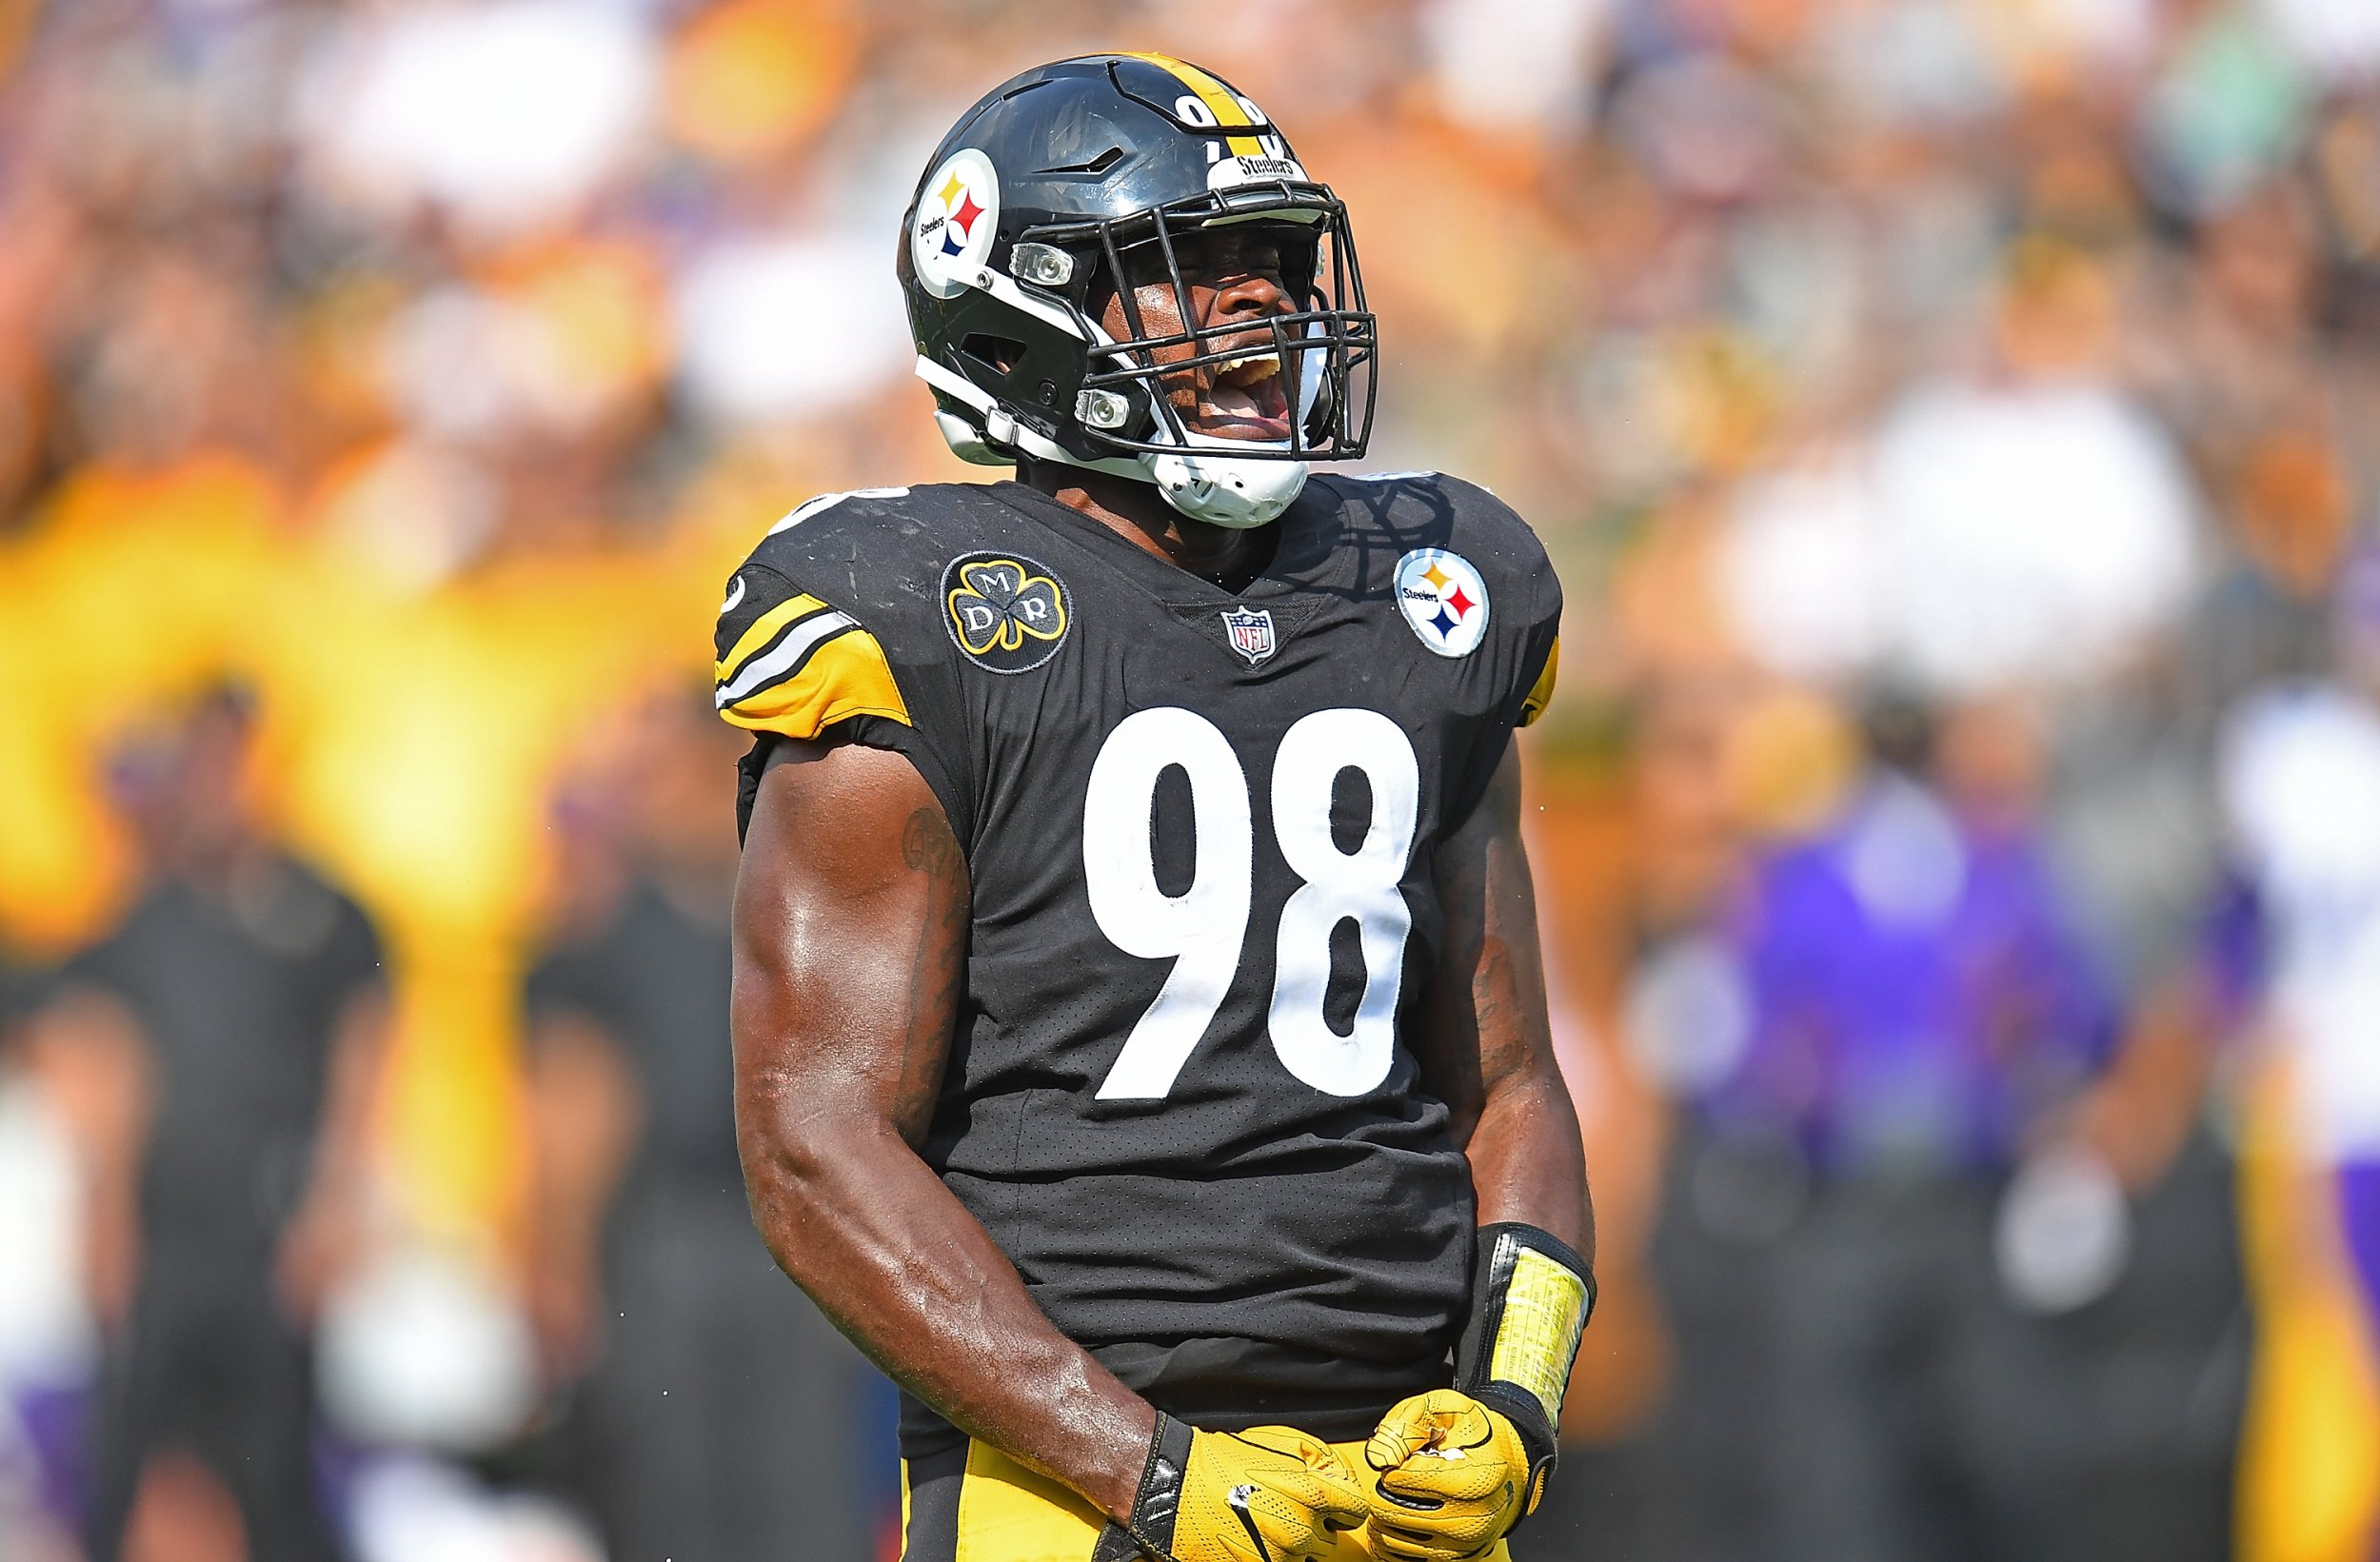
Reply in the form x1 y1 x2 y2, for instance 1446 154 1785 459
720 54 1592 1562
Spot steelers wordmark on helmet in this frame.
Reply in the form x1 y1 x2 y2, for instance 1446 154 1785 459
942 553 1070 673
1394 547 1491 659
911 148 1001 301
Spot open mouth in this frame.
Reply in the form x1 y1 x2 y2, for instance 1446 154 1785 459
1190 350 1291 441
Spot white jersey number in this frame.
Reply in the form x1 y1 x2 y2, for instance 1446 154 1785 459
1081 709 1254 1100
1082 707 1419 1100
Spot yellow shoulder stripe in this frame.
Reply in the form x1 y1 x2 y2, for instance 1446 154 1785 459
1519 636 1560 728
718 592 830 686
1115 51 1265 157
718 624 910 741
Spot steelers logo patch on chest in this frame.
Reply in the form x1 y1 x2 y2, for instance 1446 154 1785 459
1393 547 1491 658
942 552 1070 673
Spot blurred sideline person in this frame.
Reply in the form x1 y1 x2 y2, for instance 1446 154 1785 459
0 936 98 1562
28 686 387 1562
1696 692 2117 1562
720 55 1591 1562
2220 580 2380 1439
521 686 871 1562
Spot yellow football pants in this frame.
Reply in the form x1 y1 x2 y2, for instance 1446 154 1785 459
900 1436 1513 1562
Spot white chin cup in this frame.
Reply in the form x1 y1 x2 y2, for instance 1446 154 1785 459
1147 448 1309 529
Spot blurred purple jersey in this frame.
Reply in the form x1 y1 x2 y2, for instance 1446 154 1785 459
1710 776 2116 1176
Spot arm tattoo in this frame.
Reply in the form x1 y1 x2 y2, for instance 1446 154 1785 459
1472 929 1529 1094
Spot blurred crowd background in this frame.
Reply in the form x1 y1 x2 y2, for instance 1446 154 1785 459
4 0 2380 1558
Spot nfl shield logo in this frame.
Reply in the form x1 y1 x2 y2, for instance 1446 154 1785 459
1221 607 1277 666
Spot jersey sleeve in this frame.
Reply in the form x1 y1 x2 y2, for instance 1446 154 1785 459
1495 511 1563 735
1434 475 1564 826
1518 632 1559 728
714 564 911 739
712 494 977 845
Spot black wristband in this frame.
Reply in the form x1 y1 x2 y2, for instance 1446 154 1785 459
1451 1223 1596 1526
1090 1412 1196 1562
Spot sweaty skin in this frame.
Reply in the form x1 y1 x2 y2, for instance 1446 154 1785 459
730 237 1592 1527
733 741 1159 1519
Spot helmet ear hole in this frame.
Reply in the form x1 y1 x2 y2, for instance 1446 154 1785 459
960 333 1028 376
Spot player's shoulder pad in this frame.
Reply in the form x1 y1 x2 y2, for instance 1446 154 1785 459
1317 471 1563 726
713 484 963 741
1315 470 1551 572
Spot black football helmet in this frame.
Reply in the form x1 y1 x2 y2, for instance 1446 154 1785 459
897 52 1377 527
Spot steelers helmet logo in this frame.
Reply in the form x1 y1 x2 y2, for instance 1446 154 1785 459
1393 547 1491 658
912 148 1001 300
942 552 1070 673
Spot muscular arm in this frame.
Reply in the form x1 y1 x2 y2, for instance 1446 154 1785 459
731 738 1156 1518
1418 743 1594 1264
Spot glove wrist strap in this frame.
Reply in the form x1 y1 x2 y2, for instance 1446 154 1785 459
1090 1412 1195 1562
1452 1222 1596 1527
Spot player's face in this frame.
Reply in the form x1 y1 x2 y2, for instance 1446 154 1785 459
1100 227 1299 443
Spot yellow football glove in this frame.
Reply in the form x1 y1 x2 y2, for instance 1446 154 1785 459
1362 1390 1533 1562
1361 1223 1595 1560
1094 1413 1368 1562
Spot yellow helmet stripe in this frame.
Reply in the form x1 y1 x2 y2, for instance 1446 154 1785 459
1115 51 1265 157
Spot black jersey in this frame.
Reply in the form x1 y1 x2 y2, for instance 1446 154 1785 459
714 474 1560 1447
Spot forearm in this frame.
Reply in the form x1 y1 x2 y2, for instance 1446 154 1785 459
1429 747 1594 1262
1467 1061 1593 1265
741 1115 1154 1517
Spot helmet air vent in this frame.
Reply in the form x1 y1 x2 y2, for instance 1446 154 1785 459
1040 146 1125 177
